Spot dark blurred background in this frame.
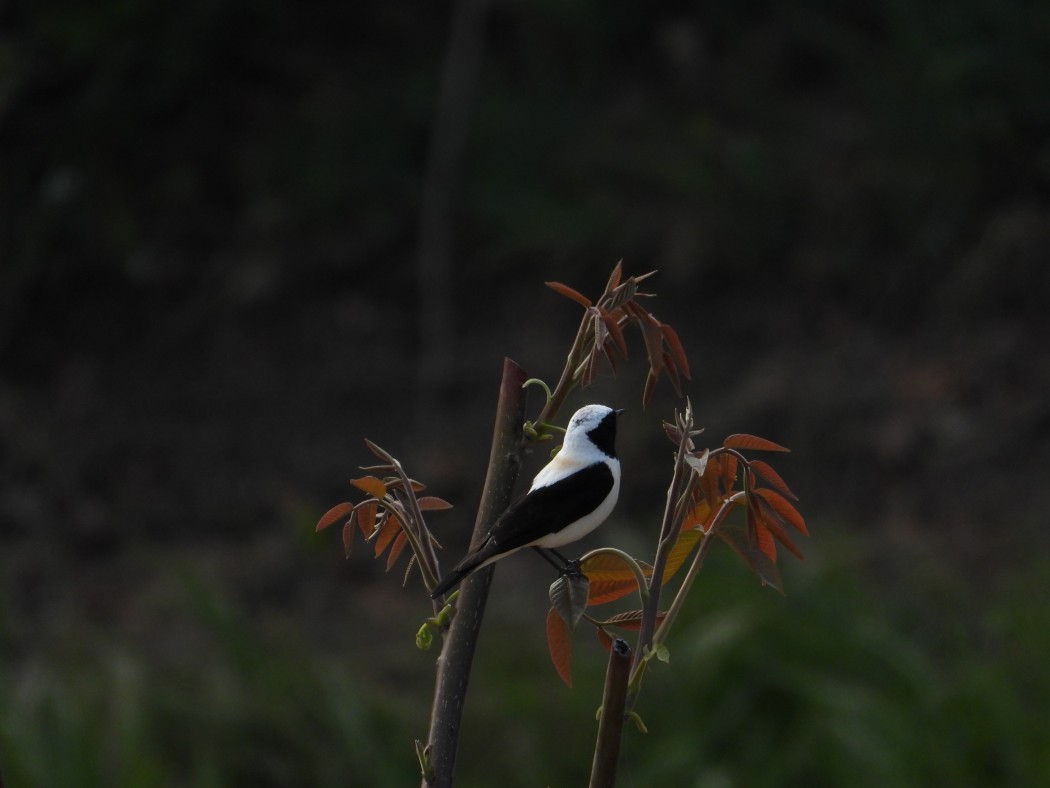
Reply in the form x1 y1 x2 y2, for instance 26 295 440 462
2 0 1049 785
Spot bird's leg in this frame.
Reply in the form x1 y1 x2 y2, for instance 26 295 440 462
547 547 572 566
532 547 567 570
532 547 582 579
560 557 582 580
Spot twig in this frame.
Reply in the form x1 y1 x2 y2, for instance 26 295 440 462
652 492 744 645
631 407 694 681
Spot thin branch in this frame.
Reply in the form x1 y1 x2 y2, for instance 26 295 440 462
536 313 591 430
385 472 443 600
631 407 694 678
651 492 745 647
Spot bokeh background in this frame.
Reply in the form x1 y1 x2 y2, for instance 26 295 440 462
2 1 1049 785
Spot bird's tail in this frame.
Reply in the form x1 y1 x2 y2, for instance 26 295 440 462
430 537 499 599
430 565 473 599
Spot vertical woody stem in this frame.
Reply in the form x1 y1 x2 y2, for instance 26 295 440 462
423 358 528 787
589 637 633 788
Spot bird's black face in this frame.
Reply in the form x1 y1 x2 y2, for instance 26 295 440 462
586 408 620 458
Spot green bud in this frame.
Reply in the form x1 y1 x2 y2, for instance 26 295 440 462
416 622 433 650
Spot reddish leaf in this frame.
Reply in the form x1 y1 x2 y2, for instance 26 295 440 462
754 521 778 563
749 460 798 501
725 454 740 494
351 476 388 498
755 488 809 535
596 627 614 653
662 351 683 397
581 553 653 606
546 608 574 687
385 478 427 494
385 530 409 571
373 516 401 557
402 554 418 586
662 528 701 583
598 610 667 631
663 421 681 445
600 309 629 358
607 277 638 311
660 323 691 379
630 269 657 287
362 438 395 463
604 261 623 294
712 454 739 497
580 553 641 582
601 343 619 377
316 502 354 532
642 368 657 409
753 494 805 560
357 502 377 537
582 351 601 387
592 310 609 351
600 610 645 629
588 580 646 606
698 462 722 510
745 501 758 549
417 496 453 511
637 314 666 380
545 281 593 308
550 572 590 629
718 519 784 594
723 434 790 453
683 500 713 532
341 521 353 559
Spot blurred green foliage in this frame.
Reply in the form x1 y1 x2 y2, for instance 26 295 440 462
2 544 1046 787
0 568 423 787
3 0 1049 785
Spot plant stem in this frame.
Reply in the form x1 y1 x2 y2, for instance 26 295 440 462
536 315 590 428
391 480 442 596
423 358 528 787
651 492 744 646
631 414 693 680
589 637 633 788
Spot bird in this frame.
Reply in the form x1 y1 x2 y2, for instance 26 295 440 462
430 404 623 599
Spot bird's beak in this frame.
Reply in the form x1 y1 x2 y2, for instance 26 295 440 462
615 408 626 416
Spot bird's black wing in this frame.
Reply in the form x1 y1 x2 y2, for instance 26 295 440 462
483 461 615 554
430 462 614 598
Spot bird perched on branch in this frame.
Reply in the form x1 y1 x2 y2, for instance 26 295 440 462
431 404 623 599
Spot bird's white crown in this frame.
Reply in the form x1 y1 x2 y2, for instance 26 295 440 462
562 404 616 454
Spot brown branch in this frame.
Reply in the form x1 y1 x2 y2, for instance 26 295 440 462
422 358 528 787
589 637 633 788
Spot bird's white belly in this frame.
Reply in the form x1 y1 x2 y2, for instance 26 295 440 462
534 474 621 549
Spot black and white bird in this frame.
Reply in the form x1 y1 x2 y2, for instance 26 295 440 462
430 404 623 599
